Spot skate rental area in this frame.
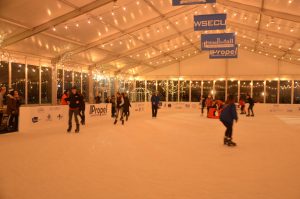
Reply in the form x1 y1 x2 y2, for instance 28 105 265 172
1 0 300 198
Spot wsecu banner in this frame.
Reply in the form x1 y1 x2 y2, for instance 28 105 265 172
172 0 216 6
201 33 235 50
194 14 226 31
209 45 238 59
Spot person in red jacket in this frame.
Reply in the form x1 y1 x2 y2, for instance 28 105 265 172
239 98 246 114
205 95 213 117
61 90 69 105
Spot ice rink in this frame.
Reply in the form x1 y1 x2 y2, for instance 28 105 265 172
1 110 300 199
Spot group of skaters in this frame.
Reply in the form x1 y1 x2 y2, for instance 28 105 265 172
0 87 22 132
200 93 256 147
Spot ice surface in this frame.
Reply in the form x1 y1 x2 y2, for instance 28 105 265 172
0 110 300 199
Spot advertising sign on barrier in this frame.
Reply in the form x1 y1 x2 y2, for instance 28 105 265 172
172 0 216 6
209 45 238 59
201 33 235 50
89 104 108 117
194 14 226 31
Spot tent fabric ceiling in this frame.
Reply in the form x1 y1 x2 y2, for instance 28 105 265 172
0 0 299 76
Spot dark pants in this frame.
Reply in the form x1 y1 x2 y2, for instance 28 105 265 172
69 109 79 127
221 120 233 138
0 112 3 126
240 105 245 113
248 104 254 115
115 107 124 121
123 109 130 119
207 106 211 116
79 109 85 123
111 106 116 117
152 105 158 117
8 113 19 131
201 106 205 115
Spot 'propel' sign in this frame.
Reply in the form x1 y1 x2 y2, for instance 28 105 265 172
209 45 238 59
172 0 216 6
89 104 108 116
201 33 235 50
194 14 226 31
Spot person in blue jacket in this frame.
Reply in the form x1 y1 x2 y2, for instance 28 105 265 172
151 92 160 118
220 95 238 146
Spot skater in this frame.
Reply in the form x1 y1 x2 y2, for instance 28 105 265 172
61 90 69 105
239 98 246 114
200 96 206 116
220 95 238 146
123 93 131 121
205 95 213 117
78 91 85 125
0 87 6 126
114 92 124 125
246 95 255 117
110 95 116 118
151 92 160 118
65 86 82 133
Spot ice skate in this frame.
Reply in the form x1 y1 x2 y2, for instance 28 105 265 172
114 119 117 125
226 139 237 147
122 120 124 125
67 126 72 133
75 124 80 133
251 114 254 117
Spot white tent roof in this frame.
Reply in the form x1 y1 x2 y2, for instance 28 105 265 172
0 0 299 75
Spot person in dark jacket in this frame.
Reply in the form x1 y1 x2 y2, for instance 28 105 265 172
110 95 116 118
65 86 82 133
220 95 238 146
78 91 85 125
246 95 255 117
151 92 160 118
123 93 131 121
200 96 206 116
6 89 21 131
114 92 124 125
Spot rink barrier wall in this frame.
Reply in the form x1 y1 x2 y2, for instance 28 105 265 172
18 103 300 132
19 104 111 133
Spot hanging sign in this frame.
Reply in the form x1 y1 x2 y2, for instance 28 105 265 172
209 45 238 59
201 33 235 50
172 0 216 6
194 14 227 31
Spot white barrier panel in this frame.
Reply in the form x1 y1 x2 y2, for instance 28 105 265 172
131 102 151 114
86 103 111 123
19 105 69 132
19 103 112 133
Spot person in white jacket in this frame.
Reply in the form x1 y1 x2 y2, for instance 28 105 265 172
114 92 125 125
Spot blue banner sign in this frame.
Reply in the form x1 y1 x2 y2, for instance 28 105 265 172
172 0 216 6
194 14 227 31
209 45 238 59
201 33 235 50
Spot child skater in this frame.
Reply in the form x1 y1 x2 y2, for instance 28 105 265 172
220 95 238 146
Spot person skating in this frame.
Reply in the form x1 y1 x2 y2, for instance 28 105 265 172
110 95 116 118
65 86 82 133
123 93 131 121
151 92 160 118
78 91 85 125
220 95 238 147
246 95 255 117
239 98 246 114
114 92 124 125
200 97 206 116
205 95 213 117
